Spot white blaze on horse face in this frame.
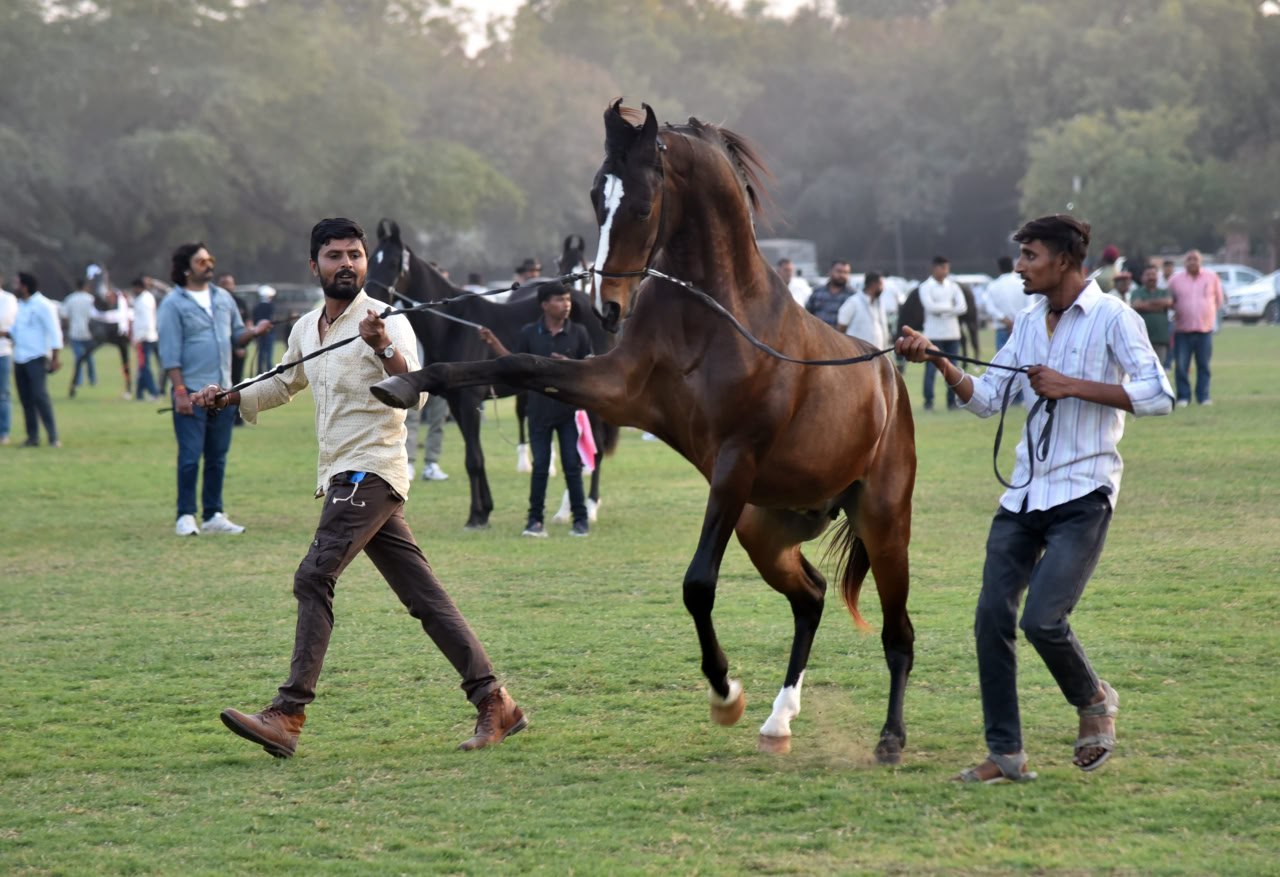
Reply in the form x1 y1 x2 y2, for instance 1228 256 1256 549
375 250 383 264
759 672 804 739
593 173 625 313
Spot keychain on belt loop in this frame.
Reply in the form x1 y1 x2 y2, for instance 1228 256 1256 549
332 472 367 507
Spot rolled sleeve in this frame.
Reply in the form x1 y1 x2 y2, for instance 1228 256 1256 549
1113 309 1174 417
238 321 309 423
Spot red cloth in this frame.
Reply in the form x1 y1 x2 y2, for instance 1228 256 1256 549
575 409 597 473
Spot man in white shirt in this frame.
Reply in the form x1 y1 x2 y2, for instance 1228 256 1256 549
776 258 812 308
62 278 98 394
193 218 525 760
917 255 968 410
836 270 891 348
898 214 1173 784
0 275 18 444
984 256 1029 352
130 277 161 400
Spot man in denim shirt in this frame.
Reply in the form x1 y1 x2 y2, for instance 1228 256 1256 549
158 242 271 536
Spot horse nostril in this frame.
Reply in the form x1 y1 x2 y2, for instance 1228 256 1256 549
601 300 621 333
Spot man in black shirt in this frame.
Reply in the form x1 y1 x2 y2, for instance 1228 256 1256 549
479 282 593 537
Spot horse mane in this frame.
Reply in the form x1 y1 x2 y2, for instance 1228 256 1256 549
670 118 773 217
612 104 773 217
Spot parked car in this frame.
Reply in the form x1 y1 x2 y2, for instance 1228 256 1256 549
1202 263 1264 293
1223 271 1279 324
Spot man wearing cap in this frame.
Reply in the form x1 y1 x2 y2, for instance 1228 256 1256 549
252 285 277 375
1095 245 1121 294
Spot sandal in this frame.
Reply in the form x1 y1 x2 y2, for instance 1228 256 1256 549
955 751 1038 784
1074 680 1119 772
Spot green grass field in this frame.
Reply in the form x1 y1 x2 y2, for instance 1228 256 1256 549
2 326 1277 876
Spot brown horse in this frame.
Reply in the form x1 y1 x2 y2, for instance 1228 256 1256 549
372 102 917 762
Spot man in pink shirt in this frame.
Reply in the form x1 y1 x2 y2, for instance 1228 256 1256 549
1166 250 1223 407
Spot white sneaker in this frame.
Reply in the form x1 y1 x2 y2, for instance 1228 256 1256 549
422 462 449 481
1175 400 1189 409
175 514 200 536
201 512 245 534
1200 399 1213 406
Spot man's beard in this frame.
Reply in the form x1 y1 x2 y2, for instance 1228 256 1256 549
323 271 361 300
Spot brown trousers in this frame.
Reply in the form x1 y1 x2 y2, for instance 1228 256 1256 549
273 471 498 712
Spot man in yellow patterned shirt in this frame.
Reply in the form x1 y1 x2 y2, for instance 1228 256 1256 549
192 218 526 758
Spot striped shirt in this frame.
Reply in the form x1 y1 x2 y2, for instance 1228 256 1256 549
236 289 423 499
961 281 1173 513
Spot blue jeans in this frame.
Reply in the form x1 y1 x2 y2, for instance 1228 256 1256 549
71 339 96 387
922 338 961 409
14 357 58 444
0 354 11 439
255 335 276 377
172 398 237 520
527 417 586 526
1174 331 1212 403
135 341 160 398
975 490 1113 754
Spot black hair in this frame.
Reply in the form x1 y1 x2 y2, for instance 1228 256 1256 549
131 277 146 288
17 271 38 292
170 242 207 285
931 255 949 266
830 259 850 269
864 271 883 286
997 256 1014 273
467 272 482 285
536 280 570 303
310 217 367 263
1011 214 1091 269
777 257 792 267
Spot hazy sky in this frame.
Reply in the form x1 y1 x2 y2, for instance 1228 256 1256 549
452 0 826 53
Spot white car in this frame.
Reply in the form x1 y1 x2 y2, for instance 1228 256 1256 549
1223 271 1279 324
1203 263 1264 292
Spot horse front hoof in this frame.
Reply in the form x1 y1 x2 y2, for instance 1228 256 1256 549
757 734 791 755
709 680 745 726
875 734 904 765
370 376 418 409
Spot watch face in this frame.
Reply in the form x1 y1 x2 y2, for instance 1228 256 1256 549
382 344 395 359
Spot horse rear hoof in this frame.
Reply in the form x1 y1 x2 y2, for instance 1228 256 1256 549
370 376 417 409
709 680 745 726
758 734 791 754
875 735 904 765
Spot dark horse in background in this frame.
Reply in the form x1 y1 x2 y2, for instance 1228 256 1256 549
364 219 617 530
895 282 981 364
373 103 917 762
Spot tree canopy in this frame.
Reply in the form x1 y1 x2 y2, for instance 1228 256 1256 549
2 0 1276 292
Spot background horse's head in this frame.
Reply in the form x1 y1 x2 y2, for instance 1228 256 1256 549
367 218 413 303
558 234 587 275
589 101 667 331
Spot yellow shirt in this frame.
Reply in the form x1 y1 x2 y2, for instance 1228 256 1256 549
237 289 424 498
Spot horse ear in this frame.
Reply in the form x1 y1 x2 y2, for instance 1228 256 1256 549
633 103 660 168
604 98 636 155
377 218 401 242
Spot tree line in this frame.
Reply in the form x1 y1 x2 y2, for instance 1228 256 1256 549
2 0 1276 293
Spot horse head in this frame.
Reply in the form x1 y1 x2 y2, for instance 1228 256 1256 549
590 100 668 332
366 218 413 303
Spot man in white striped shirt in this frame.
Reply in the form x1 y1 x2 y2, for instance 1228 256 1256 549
898 214 1173 784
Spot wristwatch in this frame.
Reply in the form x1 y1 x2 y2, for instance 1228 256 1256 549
379 342 396 360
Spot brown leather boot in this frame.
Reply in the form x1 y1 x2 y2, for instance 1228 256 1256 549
458 687 528 751
220 705 306 758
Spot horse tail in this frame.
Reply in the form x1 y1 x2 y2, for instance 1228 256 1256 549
824 495 873 632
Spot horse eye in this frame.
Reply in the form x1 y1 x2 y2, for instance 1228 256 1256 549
633 204 653 221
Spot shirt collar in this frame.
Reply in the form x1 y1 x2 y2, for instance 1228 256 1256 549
1036 279 1103 316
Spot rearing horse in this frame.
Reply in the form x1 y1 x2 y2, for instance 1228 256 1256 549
372 103 917 762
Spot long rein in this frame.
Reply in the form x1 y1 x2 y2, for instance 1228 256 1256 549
161 266 1048 489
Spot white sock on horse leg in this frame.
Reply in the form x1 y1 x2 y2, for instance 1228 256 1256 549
759 672 805 739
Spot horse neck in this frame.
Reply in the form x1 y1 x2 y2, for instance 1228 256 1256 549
658 176 769 316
